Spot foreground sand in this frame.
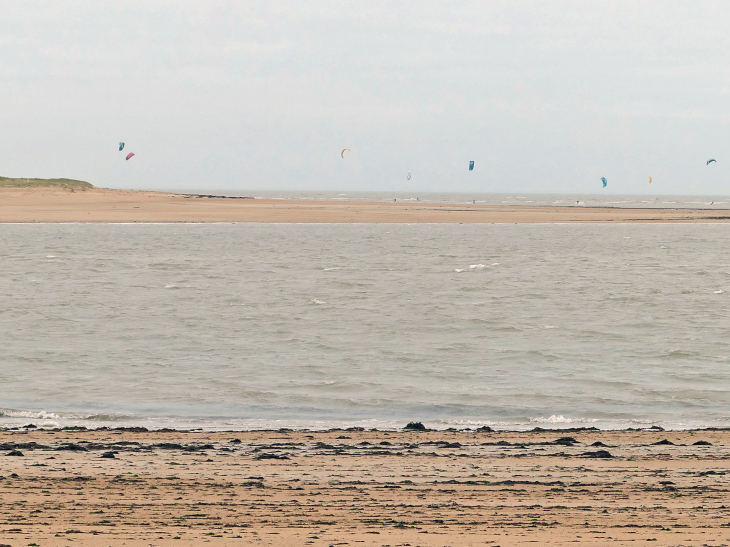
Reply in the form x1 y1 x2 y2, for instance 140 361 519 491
1 428 730 546
2 187 730 223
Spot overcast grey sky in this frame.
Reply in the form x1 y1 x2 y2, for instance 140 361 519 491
2 1 730 194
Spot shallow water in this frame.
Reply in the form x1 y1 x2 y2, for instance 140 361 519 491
198 190 730 209
1 223 729 430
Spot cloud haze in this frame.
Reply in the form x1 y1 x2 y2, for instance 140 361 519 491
2 1 730 193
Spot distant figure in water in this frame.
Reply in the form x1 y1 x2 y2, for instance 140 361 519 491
393 199 396 202
473 200 475 204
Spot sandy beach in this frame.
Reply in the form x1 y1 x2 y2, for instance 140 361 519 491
1 427 729 546
2 187 730 223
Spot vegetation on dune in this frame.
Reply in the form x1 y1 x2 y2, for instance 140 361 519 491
0 176 93 189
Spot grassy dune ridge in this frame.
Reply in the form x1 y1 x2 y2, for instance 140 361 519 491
0 176 93 189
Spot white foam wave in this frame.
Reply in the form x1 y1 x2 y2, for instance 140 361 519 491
0 409 61 419
0 408 718 432
529 414 599 424
310 299 325 305
454 269 465 273
470 264 487 269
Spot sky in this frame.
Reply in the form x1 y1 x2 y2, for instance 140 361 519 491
2 1 730 194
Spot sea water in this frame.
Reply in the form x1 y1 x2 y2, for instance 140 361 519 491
1 222 729 431
201 190 730 209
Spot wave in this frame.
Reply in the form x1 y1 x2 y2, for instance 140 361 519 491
0 409 62 419
2 405 730 432
530 415 597 424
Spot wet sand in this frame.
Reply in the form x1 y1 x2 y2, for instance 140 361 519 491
2 187 730 223
1 427 730 546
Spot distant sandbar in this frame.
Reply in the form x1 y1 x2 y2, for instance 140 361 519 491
2 187 730 223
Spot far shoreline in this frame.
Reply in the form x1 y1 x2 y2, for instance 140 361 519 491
2 186 730 223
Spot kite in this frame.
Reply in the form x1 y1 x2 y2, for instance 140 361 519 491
126 152 135 161
469 161 474 171
707 158 717 165
649 176 652 184
407 172 411 180
341 148 350 158
119 142 125 151
601 177 607 188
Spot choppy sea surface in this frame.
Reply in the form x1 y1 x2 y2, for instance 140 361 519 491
2 221 730 431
